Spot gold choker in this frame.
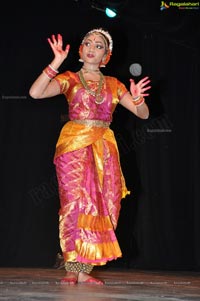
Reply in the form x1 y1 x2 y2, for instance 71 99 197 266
81 67 100 73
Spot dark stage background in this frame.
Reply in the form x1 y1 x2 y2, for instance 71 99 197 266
0 1 200 270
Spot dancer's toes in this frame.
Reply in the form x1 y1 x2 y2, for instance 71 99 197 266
82 277 104 285
78 272 104 285
61 272 78 285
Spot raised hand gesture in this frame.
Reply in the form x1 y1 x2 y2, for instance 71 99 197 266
47 33 70 63
130 76 151 99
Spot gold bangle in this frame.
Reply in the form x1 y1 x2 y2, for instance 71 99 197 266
132 95 141 102
133 96 145 106
135 99 145 106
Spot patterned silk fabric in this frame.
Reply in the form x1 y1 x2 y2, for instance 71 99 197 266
53 71 130 265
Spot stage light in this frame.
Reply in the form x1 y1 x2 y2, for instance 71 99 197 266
89 0 127 18
105 7 117 18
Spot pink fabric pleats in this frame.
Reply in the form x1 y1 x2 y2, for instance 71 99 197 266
54 140 125 265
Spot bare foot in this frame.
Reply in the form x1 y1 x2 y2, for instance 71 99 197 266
78 272 104 285
61 271 79 285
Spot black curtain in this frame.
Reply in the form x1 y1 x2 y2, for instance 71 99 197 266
0 2 199 269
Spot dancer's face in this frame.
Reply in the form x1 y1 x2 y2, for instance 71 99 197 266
81 33 107 65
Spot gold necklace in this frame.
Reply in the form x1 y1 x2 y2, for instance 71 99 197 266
82 67 100 73
79 69 105 104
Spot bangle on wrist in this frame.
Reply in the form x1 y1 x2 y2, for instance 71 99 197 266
132 95 145 106
43 64 59 80
48 64 59 73
132 95 141 101
135 98 145 106
43 70 53 80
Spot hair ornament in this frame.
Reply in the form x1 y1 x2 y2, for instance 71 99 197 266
82 28 113 52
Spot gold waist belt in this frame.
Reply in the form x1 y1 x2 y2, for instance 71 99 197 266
72 119 111 128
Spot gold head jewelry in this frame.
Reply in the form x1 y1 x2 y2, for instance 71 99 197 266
81 28 113 53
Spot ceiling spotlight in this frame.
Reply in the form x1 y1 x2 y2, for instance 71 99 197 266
89 0 127 18
105 7 117 18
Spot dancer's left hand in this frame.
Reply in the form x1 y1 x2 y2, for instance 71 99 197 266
130 76 151 98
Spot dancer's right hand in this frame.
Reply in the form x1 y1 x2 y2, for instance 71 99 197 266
47 33 70 62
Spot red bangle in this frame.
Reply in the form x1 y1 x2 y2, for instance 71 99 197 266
43 65 59 80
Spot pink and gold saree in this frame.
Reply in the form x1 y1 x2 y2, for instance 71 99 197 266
53 71 130 266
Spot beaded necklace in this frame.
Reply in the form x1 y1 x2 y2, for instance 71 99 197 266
78 69 105 104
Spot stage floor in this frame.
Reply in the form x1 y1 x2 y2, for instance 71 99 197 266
0 267 200 301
